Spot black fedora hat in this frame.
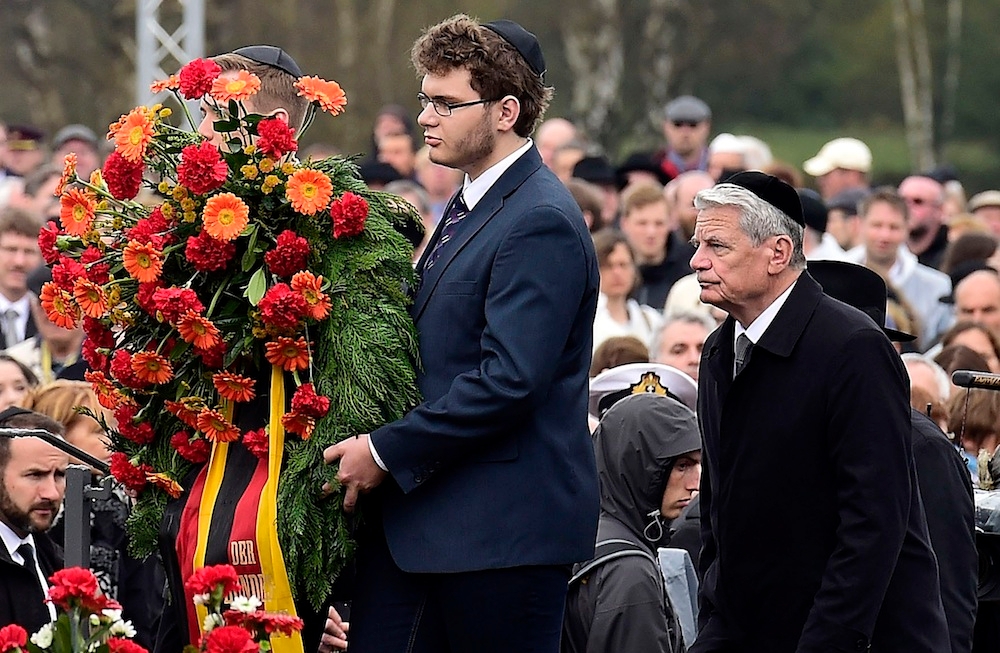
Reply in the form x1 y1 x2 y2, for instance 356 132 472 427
808 260 916 342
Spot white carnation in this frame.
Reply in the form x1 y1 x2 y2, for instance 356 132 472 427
109 620 137 638
193 593 211 606
229 595 262 614
101 608 124 623
31 624 54 649
203 613 224 632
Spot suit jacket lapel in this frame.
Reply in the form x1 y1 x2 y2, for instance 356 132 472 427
412 147 543 322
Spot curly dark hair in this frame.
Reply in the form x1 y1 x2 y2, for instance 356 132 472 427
410 14 552 137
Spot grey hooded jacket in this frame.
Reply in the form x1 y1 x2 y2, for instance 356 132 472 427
562 393 700 653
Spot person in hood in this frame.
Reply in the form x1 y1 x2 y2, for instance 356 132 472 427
562 392 700 653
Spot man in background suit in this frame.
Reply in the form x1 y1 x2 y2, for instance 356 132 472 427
0 408 68 633
0 207 41 350
324 14 600 653
689 172 948 652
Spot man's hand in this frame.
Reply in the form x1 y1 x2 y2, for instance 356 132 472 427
317 605 349 652
323 434 387 513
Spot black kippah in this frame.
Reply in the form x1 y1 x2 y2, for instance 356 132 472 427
232 45 303 78
0 407 32 425
482 19 546 78
723 170 805 226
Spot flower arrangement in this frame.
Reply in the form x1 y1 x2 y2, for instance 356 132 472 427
44 57 422 608
0 567 145 653
186 564 303 653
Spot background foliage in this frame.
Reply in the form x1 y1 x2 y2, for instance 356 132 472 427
1 0 998 190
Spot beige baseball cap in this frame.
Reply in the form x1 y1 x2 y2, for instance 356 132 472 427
803 138 872 177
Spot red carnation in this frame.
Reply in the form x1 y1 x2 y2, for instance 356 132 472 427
242 428 268 459
51 257 88 292
186 231 235 273
256 117 298 159
107 637 149 653
185 564 240 596
0 624 27 653
47 567 102 611
79 246 111 283
110 453 149 494
135 281 164 316
38 220 61 265
263 230 310 278
178 58 222 100
115 404 155 445
103 151 145 200
258 283 307 331
171 430 211 464
201 626 258 653
152 287 204 323
290 383 329 418
126 209 174 249
176 142 229 195
110 350 145 389
330 191 369 239
197 340 227 369
82 316 114 346
224 610 304 637
81 337 109 373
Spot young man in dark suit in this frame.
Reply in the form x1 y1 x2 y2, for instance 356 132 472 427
0 409 68 633
323 13 600 653
689 172 948 652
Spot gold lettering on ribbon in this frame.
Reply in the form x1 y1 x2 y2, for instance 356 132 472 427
229 539 259 566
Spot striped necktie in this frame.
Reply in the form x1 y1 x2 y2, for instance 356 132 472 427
424 194 469 270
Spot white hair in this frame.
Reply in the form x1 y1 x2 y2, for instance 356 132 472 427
694 183 806 270
901 353 951 402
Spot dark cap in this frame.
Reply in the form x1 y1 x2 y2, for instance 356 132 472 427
797 188 828 233
723 170 804 226
573 155 616 187
232 45 303 78
7 125 44 151
826 187 871 216
665 95 711 123
808 260 916 342
483 19 546 78
52 124 98 150
616 151 671 188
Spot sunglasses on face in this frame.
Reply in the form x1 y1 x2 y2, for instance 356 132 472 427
671 120 702 128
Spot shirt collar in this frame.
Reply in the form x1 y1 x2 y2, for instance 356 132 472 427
0 294 29 317
734 279 798 346
0 520 30 561
460 139 533 210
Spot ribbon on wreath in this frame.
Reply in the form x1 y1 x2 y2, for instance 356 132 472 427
177 365 303 653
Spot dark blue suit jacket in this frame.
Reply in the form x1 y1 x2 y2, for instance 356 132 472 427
369 145 600 573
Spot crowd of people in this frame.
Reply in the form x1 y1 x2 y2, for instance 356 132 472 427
0 10 999 653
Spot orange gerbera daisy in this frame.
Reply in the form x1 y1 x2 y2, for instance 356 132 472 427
197 408 241 443
59 187 97 236
73 278 109 318
56 153 77 196
210 70 261 103
122 241 164 283
264 336 311 371
130 351 174 385
285 169 333 215
145 472 183 498
212 372 256 403
294 76 348 115
202 193 250 241
282 411 316 440
177 312 222 350
165 398 203 430
150 74 180 94
85 370 121 410
113 107 155 162
290 271 331 321
40 282 80 330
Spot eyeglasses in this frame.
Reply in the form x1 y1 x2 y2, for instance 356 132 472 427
417 93 494 117
671 120 702 128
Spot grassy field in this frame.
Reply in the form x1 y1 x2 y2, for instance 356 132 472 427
722 123 1000 194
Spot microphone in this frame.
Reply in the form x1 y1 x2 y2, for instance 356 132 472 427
951 370 1000 392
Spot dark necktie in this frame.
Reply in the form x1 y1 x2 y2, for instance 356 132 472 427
734 333 753 378
424 194 469 270
17 542 36 572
